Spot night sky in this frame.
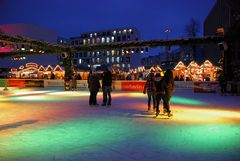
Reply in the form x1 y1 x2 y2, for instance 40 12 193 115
0 0 216 40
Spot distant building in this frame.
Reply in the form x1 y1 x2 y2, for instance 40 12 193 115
0 24 59 68
204 0 240 79
63 27 144 71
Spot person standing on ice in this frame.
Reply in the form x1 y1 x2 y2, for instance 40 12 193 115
143 71 156 112
162 69 175 117
101 67 112 106
88 70 101 106
154 70 165 117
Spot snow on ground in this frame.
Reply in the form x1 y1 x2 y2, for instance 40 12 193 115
0 87 240 161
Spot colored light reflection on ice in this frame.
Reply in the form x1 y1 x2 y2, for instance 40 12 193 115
171 96 205 105
0 118 129 159
151 124 240 155
172 106 240 123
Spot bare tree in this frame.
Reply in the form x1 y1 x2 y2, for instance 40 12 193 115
183 18 201 61
184 18 200 37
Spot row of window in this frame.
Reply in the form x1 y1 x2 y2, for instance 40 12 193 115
77 56 130 64
71 35 137 46
71 49 145 58
72 48 146 58
80 29 134 39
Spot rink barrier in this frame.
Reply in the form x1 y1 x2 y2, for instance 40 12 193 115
0 79 239 94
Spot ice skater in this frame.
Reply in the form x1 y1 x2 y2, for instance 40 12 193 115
154 71 165 117
143 71 156 112
162 69 175 117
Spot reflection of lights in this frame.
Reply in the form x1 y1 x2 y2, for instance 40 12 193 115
171 96 205 105
12 91 51 96
14 95 45 101
171 106 240 123
47 91 89 96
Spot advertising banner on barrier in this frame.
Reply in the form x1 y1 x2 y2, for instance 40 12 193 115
194 81 219 93
121 81 145 92
7 79 26 87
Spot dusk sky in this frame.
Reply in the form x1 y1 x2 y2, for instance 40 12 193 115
0 0 216 40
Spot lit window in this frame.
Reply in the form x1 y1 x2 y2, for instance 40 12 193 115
97 58 100 63
123 29 127 33
92 39 95 44
107 51 110 56
113 30 116 35
111 36 114 42
79 59 82 64
83 39 86 45
119 31 121 34
96 38 100 43
102 37 105 43
90 33 93 38
112 57 114 62
129 29 132 33
88 39 91 44
117 57 120 63
107 57 109 63
122 64 125 67
112 50 115 56
94 33 97 36
128 64 130 68
106 37 110 43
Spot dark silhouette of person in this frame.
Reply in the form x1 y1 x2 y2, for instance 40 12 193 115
76 74 82 80
218 72 227 96
179 75 184 81
143 72 156 112
101 67 112 106
154 72 164 117
50 71 55 79
88 71 101 105
162 69 175 117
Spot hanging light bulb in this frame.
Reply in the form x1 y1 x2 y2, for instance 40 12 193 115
21 44 25 51
29 46 34 52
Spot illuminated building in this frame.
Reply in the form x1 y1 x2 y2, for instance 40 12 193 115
66 27 144 70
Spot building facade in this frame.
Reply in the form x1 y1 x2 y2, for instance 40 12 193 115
65 27 143 71
204 0 240 79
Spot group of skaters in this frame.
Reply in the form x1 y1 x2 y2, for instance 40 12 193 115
143 69 175 117
87 67 112 106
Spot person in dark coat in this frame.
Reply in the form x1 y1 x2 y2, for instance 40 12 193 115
162 69 175 117
154 72 165 117
143 72 156 112
218 72 227 96
102 68 112 106
88 72 101 105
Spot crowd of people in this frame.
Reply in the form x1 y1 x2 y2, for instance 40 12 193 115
84 67 176 117
143 69 175 117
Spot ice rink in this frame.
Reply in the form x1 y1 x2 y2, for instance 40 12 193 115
0 87 240 161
